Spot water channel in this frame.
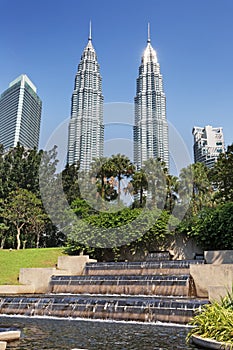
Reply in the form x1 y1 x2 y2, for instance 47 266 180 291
0 316 199 349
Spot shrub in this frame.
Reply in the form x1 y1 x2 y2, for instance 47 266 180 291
187 290 233 347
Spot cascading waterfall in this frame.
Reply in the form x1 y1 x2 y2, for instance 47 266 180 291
0 255 208 324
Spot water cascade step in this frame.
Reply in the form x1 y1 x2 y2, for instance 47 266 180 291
0 255 208 324
50 274 191 296
84 260 204 276
0 295 207 324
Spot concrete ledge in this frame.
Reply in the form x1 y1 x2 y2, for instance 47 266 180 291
0 341 6 350
190 264 233 298
0 330 20 341
204 250 233 264
191 334 232 349
57 255 97 275
208 286 229 302
0 284 35 295
19 267 57 293
16 255 97 294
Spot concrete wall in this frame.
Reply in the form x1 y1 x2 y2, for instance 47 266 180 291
0 341 6 350
17 256 97 293
166 233 203 260
57 255 96 275
204 250 233 264
0 255 97 295
0 284 35 295
124 233 203 261
19 267 59 294
190 264 233 299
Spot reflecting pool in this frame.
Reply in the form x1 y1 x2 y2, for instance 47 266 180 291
0 316 199 350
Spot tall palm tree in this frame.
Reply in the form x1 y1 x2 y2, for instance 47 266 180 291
179 162 213 216
90 157 109 200
142 158 167 208
165 174 179 213
209 144 233 202
131 169 148 207
89 157 117 207
108 154 135 205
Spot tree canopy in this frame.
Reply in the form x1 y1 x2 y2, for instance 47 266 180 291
0 141 232 255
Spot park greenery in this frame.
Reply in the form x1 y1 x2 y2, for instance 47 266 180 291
0 142 232 260
0 247 65 285
187 289 233 347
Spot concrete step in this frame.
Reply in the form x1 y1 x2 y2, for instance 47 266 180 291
50 274 192 296
84 260 205 276
0 295 208 325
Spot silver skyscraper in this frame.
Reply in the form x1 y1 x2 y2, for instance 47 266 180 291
67 24 104 170
193 125 225 168
134 25 169 170
0 74 42 150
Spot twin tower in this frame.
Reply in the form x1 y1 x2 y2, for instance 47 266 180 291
67 24 169 171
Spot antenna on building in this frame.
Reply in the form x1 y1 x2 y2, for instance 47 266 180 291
89 20 92 41
147 22 151 43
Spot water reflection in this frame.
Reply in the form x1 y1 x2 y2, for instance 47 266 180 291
0 316 199 350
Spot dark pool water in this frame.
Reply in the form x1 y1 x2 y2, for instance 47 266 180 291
0 316 199 350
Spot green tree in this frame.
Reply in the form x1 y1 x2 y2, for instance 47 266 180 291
179 162 213 217
165 174 180 213
0 222 9 249
65 203 180 261
2 188 45 249
108 154 135 205
65 207 142 260
210 144 233 202
177 202 233 250
70 198 97 218
0 143 43 199
25 209 48 248
38 146 66 229
131 169 148 207
142 158 167 208
62 162 80 205
90 157 117 204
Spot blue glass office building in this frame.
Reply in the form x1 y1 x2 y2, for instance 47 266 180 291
0 74 42 150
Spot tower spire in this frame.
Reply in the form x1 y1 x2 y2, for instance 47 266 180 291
147 22 151 43
89 20 92 41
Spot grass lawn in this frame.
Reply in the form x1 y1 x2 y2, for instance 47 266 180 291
0 247 66 285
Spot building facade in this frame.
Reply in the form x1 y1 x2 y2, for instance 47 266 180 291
133 25 169 170
192 125 225 168
0 74 42 150
67 25 104 171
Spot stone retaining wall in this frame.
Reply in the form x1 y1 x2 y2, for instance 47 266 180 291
190 264 233 299
0 255 96 295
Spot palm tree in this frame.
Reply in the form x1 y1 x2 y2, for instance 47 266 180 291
131 169 148 207
108 154 135 206
90 157 109 200
179 162 213 216
142 158 167 208
209 144 233 203
62 162 80 204
89 157 118 208
165 174 179 213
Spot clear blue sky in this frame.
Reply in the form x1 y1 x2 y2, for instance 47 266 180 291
1 0 233 165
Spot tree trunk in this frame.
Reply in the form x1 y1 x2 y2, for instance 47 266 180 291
101 174 106 210
140 185 143 207
117 174 121 205
0 237 6 249
16 226 21 250
36 232 40 248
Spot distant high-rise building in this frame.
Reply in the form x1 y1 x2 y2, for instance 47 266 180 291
192 125 225 168
0 74 42 150
134 24 169 170
67 23 104 171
